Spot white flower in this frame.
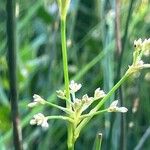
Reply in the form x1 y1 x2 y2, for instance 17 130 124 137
81 94 93 111
56 90 66 99
116 107 128 113
72 95 94 112
143 49 150 56
28 94 45 108
142 38 150 56
137 60 144 66
94 88 106 100
82 94 93 102
72 98 82 111
69 80 82 93
30 113 49 128
134 38 150 53
108 100 128 113
134 38 142 49
142 38 150 47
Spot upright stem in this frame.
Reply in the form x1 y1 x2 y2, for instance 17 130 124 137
61 18 71 107
6 0 23 150
60 18 74 150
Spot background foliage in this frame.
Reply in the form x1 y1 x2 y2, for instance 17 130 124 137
0 0 150 149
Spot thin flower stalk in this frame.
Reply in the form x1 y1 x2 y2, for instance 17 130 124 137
47 115 74 123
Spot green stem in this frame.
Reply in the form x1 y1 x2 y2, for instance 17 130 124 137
61 18 74 150
75 72 130 139
80 109 108 119
45 101 72 114
61 18 70 105
47 115 73 123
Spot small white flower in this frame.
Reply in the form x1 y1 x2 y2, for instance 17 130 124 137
142 38 150 47
108 100 128 113
82 94 93 102
134 38 142 49
94 88 106 100
134 38 150 53
81 94 93 111
30 113 49 128
142 38 150 55
137 60 144 66
72 98 82 110
143 49 150 56
72 95 93 112
56 90 66 99
116 107 128 113
109 100 118 110
28 94 45 108
69 80 82 93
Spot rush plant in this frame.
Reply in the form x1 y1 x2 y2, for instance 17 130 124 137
28 1 150 150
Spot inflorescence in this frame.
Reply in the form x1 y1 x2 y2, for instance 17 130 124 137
28 80 128 128
28 38 150 130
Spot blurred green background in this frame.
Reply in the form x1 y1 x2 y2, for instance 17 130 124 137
0 0 150 149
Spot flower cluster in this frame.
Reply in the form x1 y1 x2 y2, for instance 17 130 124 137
133 38 150 62
28 95 49 128
108 100 128 113
30 113 49 128
28 80 129 129
28 94 46 108
57 80 106 113
56 90 66 99
69 80 82 93
127 38 150 75
94 88 106 100
72 94 93 112
134 38 150 53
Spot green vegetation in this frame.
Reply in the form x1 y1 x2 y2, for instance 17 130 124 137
0 0 150 150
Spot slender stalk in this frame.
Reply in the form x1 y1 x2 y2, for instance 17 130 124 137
75 72 130 139
61 18 70 105
47 115 74 123
60 18 74 150
80 109 108 119
6 0 23 150
45 101 72 114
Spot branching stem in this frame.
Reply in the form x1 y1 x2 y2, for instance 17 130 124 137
75 71 130 140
